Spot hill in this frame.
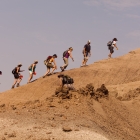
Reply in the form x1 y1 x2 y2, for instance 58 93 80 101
0 49 140 140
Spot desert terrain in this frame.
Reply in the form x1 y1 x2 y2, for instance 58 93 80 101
0 49 140 140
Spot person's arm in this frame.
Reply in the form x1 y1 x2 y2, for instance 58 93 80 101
17 67 21 75
83 48 86 57
68 51 74 61
89 45 91 56
32 64 35 72
53 59 57 69
19 70 25 72
114 44 118 50
17 67 20 73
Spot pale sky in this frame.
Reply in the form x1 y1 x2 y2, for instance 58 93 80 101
0 0 140 92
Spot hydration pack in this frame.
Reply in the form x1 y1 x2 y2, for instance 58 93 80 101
28 64 33 70
44 56 52 65
12 67 17 74
63 50 68 57
107 41 113 49
62 75 74 84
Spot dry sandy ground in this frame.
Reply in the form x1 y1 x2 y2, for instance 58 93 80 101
0 49 140 140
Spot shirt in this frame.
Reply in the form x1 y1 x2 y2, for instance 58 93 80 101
84 44 91 52
65 51 70 58
111 41 116 48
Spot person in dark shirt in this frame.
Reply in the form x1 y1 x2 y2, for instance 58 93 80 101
11 63 24 89
81 40 91 66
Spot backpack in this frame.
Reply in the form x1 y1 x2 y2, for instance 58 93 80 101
107 41 113 49
63 50 68 57
28 64 33 70
44 56 52 65
62 75 74 84
12 67 17 74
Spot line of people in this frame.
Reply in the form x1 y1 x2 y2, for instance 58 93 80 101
11 38 118 89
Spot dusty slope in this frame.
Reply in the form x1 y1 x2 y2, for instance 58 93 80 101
0 48 140 103
0 49 140 140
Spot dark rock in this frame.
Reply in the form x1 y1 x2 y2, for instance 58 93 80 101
0 104 5 108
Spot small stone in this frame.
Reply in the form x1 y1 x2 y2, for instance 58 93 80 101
0 104 5 108
62 126 72 132
51 124 56 127
46 132 52 134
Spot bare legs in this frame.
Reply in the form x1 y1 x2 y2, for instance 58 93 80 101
81 57 88 66
28 73 33 83
43 67 56 78
108 53 112 58
12 78 22 89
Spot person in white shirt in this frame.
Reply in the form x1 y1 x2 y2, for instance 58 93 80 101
108 38 118 58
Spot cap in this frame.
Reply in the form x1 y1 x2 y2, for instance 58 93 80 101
113 38 118 41
87 40 91 44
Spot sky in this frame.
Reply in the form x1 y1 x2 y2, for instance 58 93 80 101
0 0 140 92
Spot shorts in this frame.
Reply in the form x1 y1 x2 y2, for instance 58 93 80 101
84 52 89 60
109 46 114 54
29 71 33 74
14 73 20 79
47 63 54 69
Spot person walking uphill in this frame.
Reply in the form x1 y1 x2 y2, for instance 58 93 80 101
43 54 57 78
60 47 74 71
28 60 38 83
11 63 24 89
81 40 91 67
108 38 118 58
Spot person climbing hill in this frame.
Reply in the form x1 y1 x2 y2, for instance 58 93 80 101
81 40 91 67
60 47 74 71
43 54 57 78
58 74 74 90
28 60 38 83
11 63 24 89
107 38 118 58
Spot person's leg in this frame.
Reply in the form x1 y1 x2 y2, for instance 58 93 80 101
43 67 50 78
12 79 18 88
16 78 22 87
84 57 88 65
108 47 114 58
50 64 56 74
61 58 68 70
28 71 33 83
51 67 56 74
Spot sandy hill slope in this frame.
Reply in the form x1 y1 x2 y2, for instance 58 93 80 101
0 49 140 140
0 48 140 103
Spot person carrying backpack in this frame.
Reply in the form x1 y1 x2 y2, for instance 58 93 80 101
11 63 24 89
58 74 74 90
81 40 91 66
43 54 57 78
60 47 74 71
108 38 118 58
27 60 38 83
